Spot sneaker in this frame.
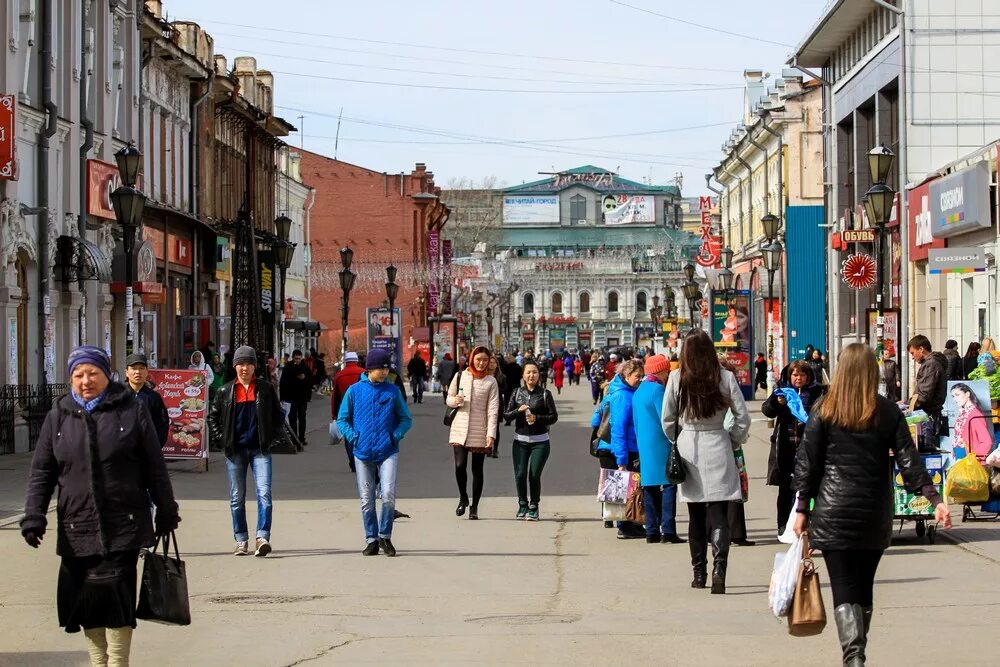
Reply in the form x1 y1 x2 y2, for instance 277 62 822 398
379 538 397 557
254 537 272 557
362 541 379 556
233 541 249 556
516 505 528 520
526 505 539 521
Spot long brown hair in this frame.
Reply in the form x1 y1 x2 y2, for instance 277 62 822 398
678 329 728 420
816 343 879 430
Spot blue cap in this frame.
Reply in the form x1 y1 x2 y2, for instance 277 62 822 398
365 349 391 370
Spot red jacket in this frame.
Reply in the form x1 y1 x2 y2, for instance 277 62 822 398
332 362 364 417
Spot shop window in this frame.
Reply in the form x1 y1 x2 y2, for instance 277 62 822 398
636 291 647 313
608 291 619 313
551 292 563 314
579 292 591 313
523 292 535 314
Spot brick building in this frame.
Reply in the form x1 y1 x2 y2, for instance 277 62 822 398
299 151 449 362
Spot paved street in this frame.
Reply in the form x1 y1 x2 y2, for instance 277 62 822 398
1 383 999 666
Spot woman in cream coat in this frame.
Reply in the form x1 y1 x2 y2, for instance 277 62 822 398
447 346 500 520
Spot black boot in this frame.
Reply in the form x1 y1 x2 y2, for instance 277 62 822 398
834 603 867 666
710 528 729 594
690 536 708 589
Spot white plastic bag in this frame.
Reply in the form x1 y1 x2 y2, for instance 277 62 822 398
768 534 803 618
329 420 344 445
778 492 800 545
602 502 626 522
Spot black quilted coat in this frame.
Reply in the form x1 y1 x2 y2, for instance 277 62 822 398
792 395 934 551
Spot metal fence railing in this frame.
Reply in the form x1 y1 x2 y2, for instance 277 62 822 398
0 384 68 454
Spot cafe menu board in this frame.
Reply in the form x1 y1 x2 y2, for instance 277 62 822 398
148 369 209 459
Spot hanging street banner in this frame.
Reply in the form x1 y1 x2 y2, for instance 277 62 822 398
695 196 722 267
442 239 453 312
709 290 753 395
428 231 440 315
367 307 402 371
0 94 16 180
602 194 654 225
149 369 209 460
259 250 276 345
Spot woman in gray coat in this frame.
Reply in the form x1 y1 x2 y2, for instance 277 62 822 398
661 330 750 594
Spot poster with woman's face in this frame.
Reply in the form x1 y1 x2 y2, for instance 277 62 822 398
943 380 994 458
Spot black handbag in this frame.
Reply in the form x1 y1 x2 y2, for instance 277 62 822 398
443 375 460 426
590 402 611 457
136 531 191 626
667 389 686 484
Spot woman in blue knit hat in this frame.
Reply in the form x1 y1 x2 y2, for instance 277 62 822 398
21 345 179 666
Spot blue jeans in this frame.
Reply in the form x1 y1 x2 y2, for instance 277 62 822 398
643 484 678 537
355 453 398 542
226 449 273 542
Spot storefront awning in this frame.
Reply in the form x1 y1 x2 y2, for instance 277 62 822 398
55 235 112 283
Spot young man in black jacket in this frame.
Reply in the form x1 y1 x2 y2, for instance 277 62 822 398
279 349 314 445
907 335 948 447
124 353 169 447
209 346 286 557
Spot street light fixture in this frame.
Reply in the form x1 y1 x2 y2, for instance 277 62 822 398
682 281 701 329
761 213 781 242
339 247 356 359
340 246 354 270
683 262 696 282
111 143 146 356
719 246 734 270
385 264 399 367
863 145 896 359
762 240 783 392
272 215 296 359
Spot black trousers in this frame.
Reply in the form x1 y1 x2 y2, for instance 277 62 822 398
728 501 748 540
776 484 796 532
687 501 730 566
288 400 308 443
823 549 884 607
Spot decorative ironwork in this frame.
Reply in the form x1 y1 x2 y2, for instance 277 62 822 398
0 383 68 454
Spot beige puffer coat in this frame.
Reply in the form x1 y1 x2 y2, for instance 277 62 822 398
446 370 500 451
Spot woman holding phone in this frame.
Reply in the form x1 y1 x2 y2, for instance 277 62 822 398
504 359 558 520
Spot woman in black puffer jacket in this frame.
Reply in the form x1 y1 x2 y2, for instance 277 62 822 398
503 359 558 521
21 346 179 667
792 343 950 666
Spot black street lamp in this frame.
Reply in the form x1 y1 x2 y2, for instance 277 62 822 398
682 281 701 330
111 143 146 356
385 264 399 366
272 213 295 359
339 247 356 359
683 262 696 283
761 214 783 390
863 144 896 358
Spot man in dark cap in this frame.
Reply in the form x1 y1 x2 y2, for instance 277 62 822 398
124 352 169 447
208 345 285 557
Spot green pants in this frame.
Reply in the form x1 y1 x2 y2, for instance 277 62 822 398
512 440 551 506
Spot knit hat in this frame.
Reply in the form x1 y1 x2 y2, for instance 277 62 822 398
344 351 359 363
125 353 148 368
233 345 257 366
366 349 391 370
67 345 112 379
644 354 670 376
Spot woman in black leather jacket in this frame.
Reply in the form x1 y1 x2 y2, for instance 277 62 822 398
503 359 558 520
792 343 951 666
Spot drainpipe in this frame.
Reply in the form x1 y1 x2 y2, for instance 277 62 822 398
189 72 214 218
704 173 722 196
734 153 753 252
305 187 316 325
37 0 57 384
77 4 94 346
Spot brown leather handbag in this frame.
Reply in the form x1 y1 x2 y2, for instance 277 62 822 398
788 531 827 637
624 484 645 524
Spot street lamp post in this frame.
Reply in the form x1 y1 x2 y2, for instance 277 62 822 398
683 281 701 330
339 247 356 359
863 145 896 360
110 143 145 357
272 214 295 360
649 294 662 353
385 264 399 366
761 212 783 393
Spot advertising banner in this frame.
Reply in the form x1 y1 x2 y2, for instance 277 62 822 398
942 380 994 461
548 327 566 352
503 195 559 224
602 194 654 225
367 307 402 370
930 162 992 239
0 94 16 180
907 181 946 261
260 250 276 342
866 308 900 360
709 290 752 392
928 247 987 274
695 196 722 267
428 231 440 314
434 320 457 362
148 369 209 460
442 239 453 310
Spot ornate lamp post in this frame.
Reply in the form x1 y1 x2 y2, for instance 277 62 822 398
385 264 399 366
110 143 145 357
339 247 356 359
272 214 295 359
683 281 701 330
760 212 784 392
863 145 896 359
649 294 663 352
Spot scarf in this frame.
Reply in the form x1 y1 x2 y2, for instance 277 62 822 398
468 346 491 379
72 389 107 414
954 402 973 448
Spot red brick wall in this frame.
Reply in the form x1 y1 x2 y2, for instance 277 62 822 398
299 150 443 363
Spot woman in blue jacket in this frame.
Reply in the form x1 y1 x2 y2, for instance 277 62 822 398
591 358 644 538
632 354 685 544
337 349 413 557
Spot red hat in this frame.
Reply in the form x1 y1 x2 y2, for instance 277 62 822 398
644 354 670 375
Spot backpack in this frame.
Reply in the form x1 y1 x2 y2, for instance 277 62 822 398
590 401 611 457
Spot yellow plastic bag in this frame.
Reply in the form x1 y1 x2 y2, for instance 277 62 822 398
945 454 990 504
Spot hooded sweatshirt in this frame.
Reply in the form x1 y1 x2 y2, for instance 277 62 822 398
189 351 215 386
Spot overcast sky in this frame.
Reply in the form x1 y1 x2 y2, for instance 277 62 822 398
164 0 830 197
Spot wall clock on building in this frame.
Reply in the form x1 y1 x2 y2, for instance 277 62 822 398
841 253 877 290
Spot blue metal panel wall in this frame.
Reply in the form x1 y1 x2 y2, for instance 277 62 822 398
785 205 827 359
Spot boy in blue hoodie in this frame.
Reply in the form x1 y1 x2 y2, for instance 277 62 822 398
337 349 412 556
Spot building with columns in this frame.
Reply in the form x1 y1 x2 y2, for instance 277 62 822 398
497 166 699 353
